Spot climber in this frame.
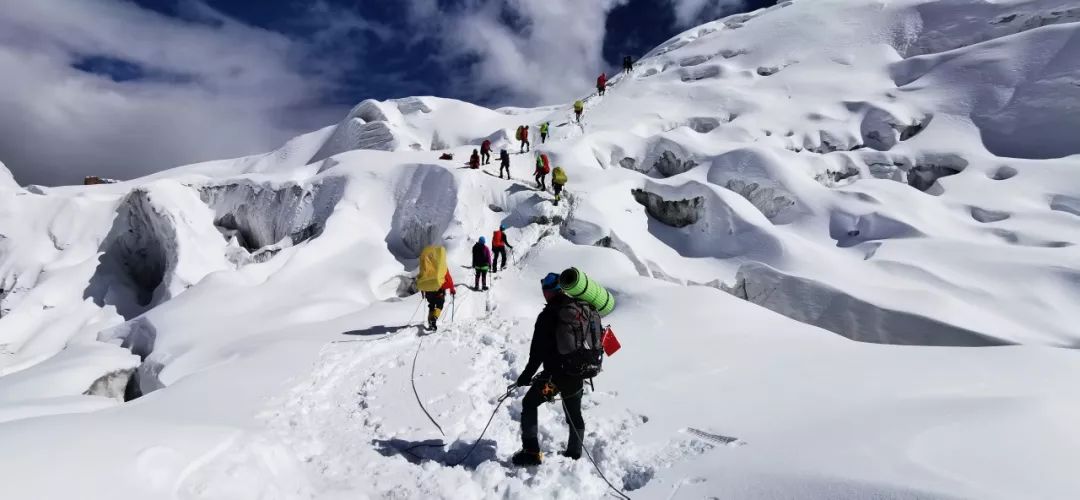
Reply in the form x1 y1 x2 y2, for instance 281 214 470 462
491 224 514 273
534 153 549 191
573 100 584 123
499 149 511 179
469 149 480 169
519 124 531 153
510 273 602 466
596 72 607 96
481 139 492 165
552 165 567 206
623 55 633 74
472 237 492 291
423 270 456 332
540 122 550 144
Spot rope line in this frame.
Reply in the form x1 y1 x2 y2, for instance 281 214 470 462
410 335 446 437
562 398 632 500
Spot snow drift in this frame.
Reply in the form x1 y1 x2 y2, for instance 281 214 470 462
2 0 1080 499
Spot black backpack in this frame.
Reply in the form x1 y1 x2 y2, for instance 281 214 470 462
553 299 605 379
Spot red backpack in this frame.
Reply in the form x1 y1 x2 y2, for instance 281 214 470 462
541 154 551 174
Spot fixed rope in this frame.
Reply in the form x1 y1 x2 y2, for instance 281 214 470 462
410 335 446 437
400 384 519 466
562 398 632 500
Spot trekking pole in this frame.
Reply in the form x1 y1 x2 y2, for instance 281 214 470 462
451 294 456 323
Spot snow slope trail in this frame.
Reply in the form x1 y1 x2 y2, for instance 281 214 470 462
4 0 1080 498
239 288 666 500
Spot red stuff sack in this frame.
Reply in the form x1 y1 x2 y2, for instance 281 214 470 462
601 326 621 357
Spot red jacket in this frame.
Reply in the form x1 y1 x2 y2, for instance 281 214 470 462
521 127 529 139
597 73 606 88
481 140 491 152
440 271 456 294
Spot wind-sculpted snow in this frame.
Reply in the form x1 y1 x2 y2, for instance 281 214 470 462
3 0 1080 498
631 188 703 228
0 161 17 191
198 177 346 263
385 166 459 261
85 182 229 319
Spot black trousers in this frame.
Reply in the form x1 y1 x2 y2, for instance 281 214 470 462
521 374 584 455
535 173 546 191
500 162 510 178
474 269 488 289
492 246 508 270
541 132 547 144
520 139 530 152
481 150 491 164
423 291 445 325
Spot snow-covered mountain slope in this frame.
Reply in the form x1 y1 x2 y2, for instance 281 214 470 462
2 0 1080 498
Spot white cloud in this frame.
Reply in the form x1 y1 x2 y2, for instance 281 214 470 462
0 0 345 186
670 0 747 27
412 0 629 107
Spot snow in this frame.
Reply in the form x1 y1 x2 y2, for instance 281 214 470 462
2 0 1080 498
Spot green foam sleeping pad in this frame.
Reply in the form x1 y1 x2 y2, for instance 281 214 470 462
559 267 615 317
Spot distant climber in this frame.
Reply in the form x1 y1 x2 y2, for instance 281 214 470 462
540 122 550 144
535 153 550 191
596 72 607 96
423 270 455 332
491 224 514 273
481 140 492 165
472 237 492 291
511 273 604 466
499 149 511 179
552 166 567 206
518 125 531 153
623 55 633 74
469 149 480 169
573 100 584 123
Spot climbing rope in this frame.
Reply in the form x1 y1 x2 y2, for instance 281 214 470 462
410 335 446 437
400 384 519 466
563 398 632 500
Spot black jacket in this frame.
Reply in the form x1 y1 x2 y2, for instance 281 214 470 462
472 242 491 267
500 151 510 166
520 294 567 381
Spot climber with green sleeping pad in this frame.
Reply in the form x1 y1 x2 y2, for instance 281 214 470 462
558 267 614 316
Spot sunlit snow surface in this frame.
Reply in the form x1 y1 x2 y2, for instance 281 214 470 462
2 0 1080 498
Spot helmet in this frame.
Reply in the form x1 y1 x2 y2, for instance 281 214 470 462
499 224 506 230
479 236 486 244
541 272 561 291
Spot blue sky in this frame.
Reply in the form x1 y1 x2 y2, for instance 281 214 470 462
0 0 773 185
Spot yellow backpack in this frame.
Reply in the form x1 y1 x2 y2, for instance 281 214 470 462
553 167 567 185
416 245 448 292
574 100 584 112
